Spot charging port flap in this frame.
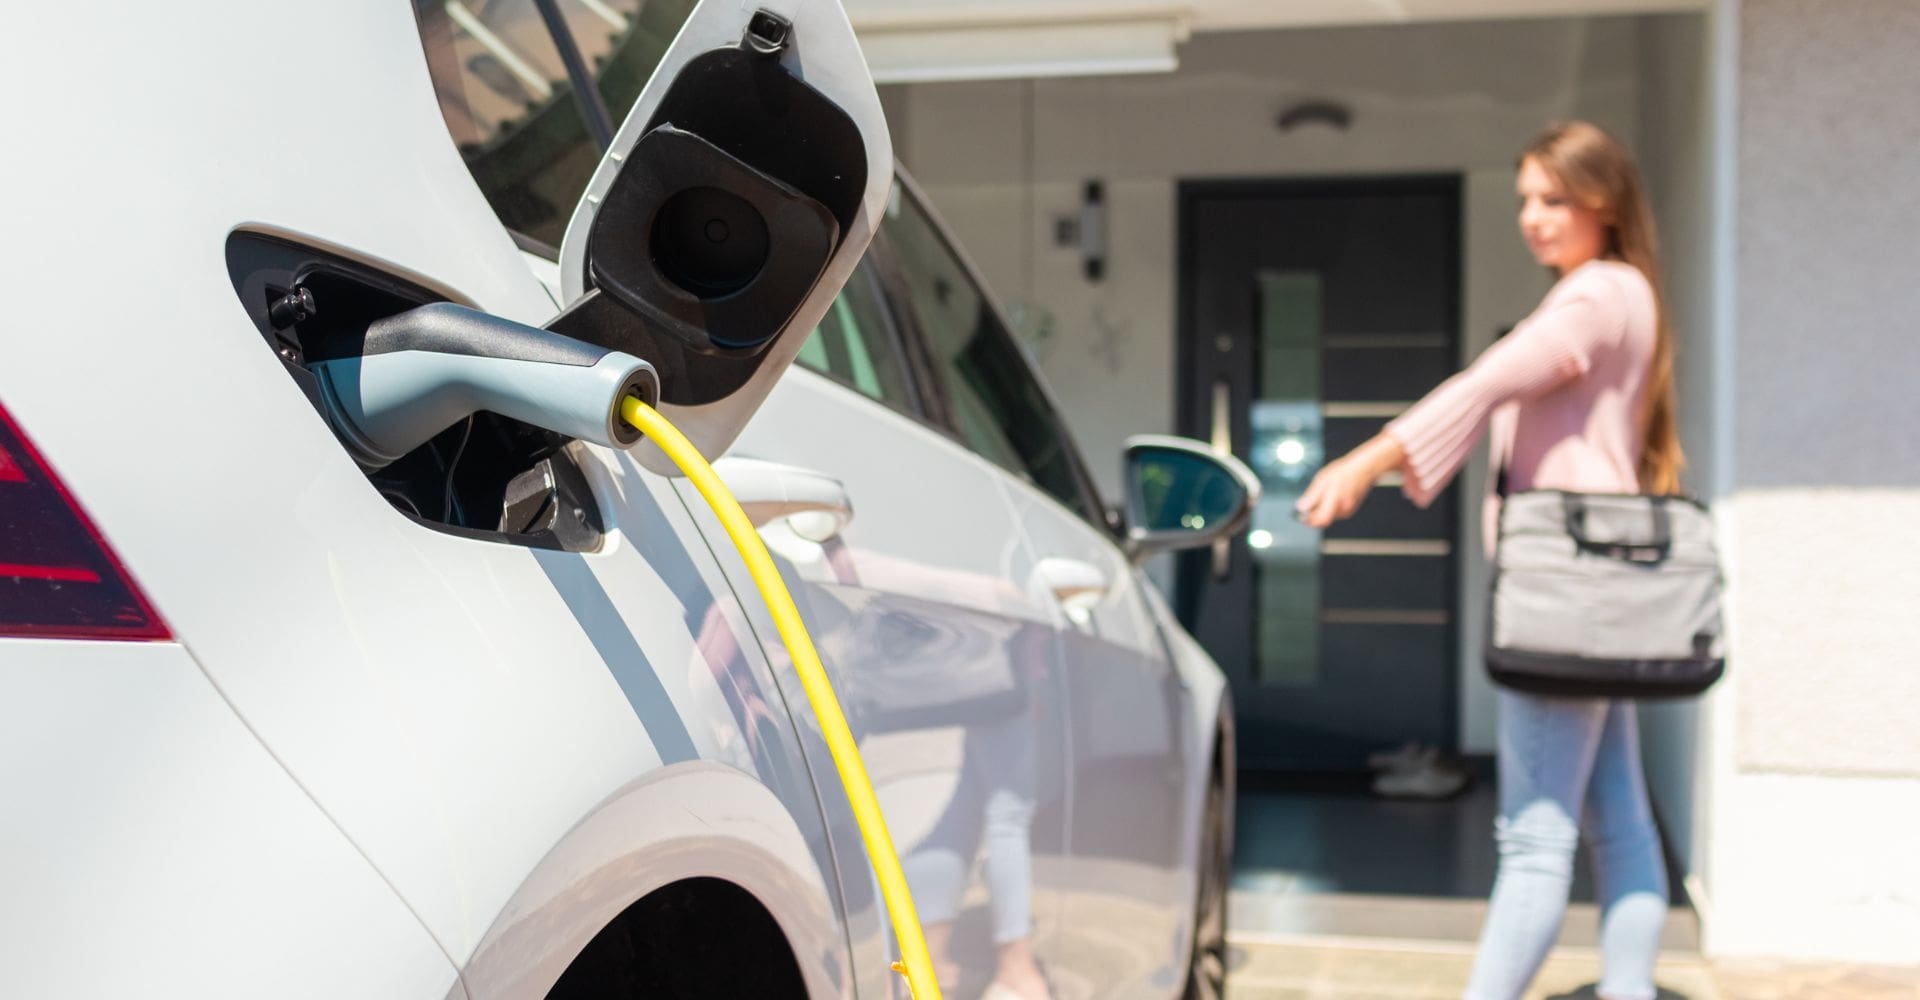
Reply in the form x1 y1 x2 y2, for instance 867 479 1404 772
551 1 892 473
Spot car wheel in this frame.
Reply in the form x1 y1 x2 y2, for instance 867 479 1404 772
1183 768 1230 1000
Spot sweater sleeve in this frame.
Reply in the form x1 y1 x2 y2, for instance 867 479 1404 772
1383 280 1624 507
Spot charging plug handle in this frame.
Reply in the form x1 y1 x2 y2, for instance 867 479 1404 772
310 303 660 469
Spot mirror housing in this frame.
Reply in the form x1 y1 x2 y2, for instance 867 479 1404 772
1120 435 1262 564
551 0 891 473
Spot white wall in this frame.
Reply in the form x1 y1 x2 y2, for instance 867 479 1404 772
1698 489 1920 963
1689 0 1920 964
886 15 1649 754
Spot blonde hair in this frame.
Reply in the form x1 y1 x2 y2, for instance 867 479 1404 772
1520 120 1685 494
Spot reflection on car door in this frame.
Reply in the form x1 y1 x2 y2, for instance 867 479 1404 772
1005 483 1193 998
688 258 1073 1000
876 182 1196 998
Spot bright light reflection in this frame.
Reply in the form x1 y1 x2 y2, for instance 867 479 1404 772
1181 513 1207 530
1275 438 1307 465
1248 529 1274 549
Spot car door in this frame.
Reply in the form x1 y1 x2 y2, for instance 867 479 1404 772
873 180 1201 998
693 249 1075 1000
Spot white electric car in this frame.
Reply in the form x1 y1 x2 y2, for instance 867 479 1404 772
0 2 1255 999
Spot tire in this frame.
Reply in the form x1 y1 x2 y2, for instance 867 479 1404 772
1182 768 1230 1000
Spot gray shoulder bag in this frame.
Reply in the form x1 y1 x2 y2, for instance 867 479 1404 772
1488 490 1726 698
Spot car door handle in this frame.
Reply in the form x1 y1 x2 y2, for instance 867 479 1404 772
712 456 854 542
1032 556 1110 623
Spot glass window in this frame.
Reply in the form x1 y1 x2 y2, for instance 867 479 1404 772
415 0 697 248
882 186 1099 521
793 263 916 413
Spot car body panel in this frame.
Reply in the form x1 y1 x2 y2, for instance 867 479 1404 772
0 641 457 999
1141 572 1237 980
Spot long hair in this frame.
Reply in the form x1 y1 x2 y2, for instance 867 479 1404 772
1519 121 1684 494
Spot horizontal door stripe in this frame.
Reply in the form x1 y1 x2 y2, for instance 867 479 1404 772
1321 538 1452 557
1322 401 1414 419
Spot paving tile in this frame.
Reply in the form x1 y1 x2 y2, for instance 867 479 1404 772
1227 938 1920 1000
1708 957 1920 1000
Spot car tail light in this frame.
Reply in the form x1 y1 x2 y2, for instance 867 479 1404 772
0 401 170 640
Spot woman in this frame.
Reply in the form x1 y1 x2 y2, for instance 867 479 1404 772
1296 120 1682 1000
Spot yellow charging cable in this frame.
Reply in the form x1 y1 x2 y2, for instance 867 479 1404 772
621 396 941 1000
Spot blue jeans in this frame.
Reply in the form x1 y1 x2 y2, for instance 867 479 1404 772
1464 692 1668 1000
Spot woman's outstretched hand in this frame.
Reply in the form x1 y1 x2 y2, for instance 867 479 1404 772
1295 434 1407 529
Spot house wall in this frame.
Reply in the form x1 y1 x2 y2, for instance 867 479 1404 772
1693 0 1920 963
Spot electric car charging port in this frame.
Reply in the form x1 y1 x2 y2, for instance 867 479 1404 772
226 230 605 552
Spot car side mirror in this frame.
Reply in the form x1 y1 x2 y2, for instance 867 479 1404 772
1120 435 1262 564
547 1 891 474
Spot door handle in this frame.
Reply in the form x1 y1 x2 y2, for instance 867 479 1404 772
1032 557 1110 625
1209 378 1234 580
712 456 854 542
1209 377 1233 456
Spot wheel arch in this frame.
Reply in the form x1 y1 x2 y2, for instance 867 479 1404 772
461 759 851 1000
542 876 811 999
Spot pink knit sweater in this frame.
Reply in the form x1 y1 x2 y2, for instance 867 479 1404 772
1385 259 1656 547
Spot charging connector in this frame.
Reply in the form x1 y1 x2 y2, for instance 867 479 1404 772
309 303 658 469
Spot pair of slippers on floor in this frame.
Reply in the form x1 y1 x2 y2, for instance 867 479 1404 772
1368 742 1471 799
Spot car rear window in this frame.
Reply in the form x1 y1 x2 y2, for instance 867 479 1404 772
414 0 697 248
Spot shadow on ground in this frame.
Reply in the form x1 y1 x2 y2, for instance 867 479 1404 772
1543 988 1695 1000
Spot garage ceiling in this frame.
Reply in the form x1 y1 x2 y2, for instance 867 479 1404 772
845 0 1709 82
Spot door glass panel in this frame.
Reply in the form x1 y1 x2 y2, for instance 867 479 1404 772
794 263 916 414
1249 271 1324 687
883 188 1098 521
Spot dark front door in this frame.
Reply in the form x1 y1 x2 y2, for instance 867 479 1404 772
1176 177 1462 771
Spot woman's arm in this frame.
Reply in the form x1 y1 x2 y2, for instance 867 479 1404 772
1294 276 1626 528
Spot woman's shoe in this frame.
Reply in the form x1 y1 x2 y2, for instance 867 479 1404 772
1366 740 1426 771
